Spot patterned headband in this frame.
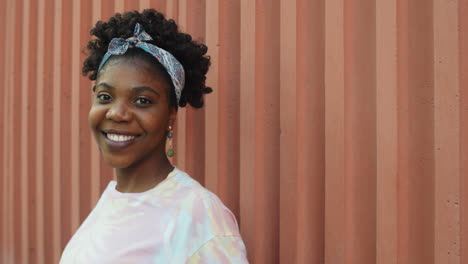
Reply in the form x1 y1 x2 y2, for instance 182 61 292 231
98 23 185 103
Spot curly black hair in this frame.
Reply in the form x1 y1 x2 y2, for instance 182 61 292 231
82 9 212 109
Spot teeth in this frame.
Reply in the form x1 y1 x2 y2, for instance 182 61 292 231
106 133 136 142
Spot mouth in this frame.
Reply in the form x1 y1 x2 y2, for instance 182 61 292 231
101 130 141 151
105 133 137 142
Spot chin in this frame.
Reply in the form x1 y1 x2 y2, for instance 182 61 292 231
102 155 136 169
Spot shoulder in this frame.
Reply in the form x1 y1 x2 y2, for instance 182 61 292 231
187 235 249 263
169 170 249 263
168 168 241 237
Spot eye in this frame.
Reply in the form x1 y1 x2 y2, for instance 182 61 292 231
97 93 112 102
134 97 153 105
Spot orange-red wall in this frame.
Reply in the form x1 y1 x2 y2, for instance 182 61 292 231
1 0 467 263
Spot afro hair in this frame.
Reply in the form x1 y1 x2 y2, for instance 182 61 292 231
82 9 212 109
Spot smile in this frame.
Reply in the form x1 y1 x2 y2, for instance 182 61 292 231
101 130 141 151
106 133 136 142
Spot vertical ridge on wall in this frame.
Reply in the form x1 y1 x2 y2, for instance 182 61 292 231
12 0 24 262
42 0 55 262
140 0 150 9
0 0 4 259
124 0 140 11
324 0 346 263
0 0 6 261
35 0 46 262
151 0 167 13
460 1 468 263
4 0 12 258
254 0 280 262
296 0 325 263
20 0 31 262
114 0 124 13
70 0 81 235
218 0 241 220
169 0 184 172
59 0 73 254
27 0 39 261
184 0 206 185
174 0 187 180
239 0 256 259
397 0 435 263
204 0 219 195
6 0 14 257
78 0 92 225
2 0 12 262
397 2 411 262
279 0 297 262
343 0 377 263
52 0 63 262
376 0 398 263
173 0 186 170
434 0 460 262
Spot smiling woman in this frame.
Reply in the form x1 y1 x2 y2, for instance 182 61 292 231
59 9 248 264
89 57 173 170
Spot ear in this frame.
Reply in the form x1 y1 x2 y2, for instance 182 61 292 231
168 107 177 129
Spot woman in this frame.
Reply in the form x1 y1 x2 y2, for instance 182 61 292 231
59 9 248 263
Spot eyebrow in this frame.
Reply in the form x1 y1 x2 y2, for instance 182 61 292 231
94 82 160 97
132 86 160 97
94 82 114 92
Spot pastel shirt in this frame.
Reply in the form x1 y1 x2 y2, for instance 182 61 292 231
59 167 248 263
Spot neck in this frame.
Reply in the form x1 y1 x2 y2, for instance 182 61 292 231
114 150 174 193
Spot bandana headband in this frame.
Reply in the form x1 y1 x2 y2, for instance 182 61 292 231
98 23 185 103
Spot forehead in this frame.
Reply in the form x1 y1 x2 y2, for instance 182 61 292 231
97 56 171 91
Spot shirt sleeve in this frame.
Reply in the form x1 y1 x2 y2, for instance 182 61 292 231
187 236 249 264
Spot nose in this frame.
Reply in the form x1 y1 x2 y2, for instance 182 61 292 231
106 101 132 122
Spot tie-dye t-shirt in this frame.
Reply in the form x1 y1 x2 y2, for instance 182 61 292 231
59 167 248 263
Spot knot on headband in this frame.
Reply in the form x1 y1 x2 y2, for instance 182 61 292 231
98 23 185 104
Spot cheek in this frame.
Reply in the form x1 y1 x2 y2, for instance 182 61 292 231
88 106 106 130
141 112 169 137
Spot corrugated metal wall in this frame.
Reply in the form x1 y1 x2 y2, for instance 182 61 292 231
0 0 467 263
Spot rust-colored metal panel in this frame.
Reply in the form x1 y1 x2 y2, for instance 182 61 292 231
26 0 39 262
344 0 377 263
239 0 256 258
397 0 435 263
151 0 167 13
324 0 346 263
184 0 206 187
204 0 219 195
297 0 325 263
20 0 31 262
279 0 297 262
12 0 24 263
254 0 281 263
59 0 73 257
376 1 398 264
434 0 461 263
1 0 468 263
124 0 140 11
0 0 6 261
78 0 93 226
218 0 241 220
460 1 468 263
1 2 12 264
42 1 56 263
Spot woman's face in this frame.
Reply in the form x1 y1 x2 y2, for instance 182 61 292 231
88 57 176 168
